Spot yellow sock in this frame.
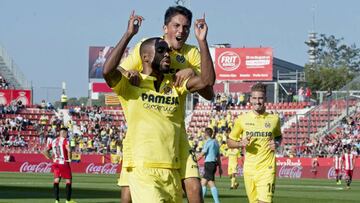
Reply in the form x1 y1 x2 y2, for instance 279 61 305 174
231 177 236 187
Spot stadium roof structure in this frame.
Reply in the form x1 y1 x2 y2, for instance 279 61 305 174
0 44 30 89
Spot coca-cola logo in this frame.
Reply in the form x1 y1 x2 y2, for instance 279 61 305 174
86 163 118 174
278 166 303 179
20 162 52 173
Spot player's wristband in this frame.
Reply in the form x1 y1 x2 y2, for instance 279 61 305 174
66 159 71 163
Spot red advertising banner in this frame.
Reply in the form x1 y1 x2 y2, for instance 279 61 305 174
0 89 32 105
197 157 360 179
0 153 111 163
0 162 121 174
1 156 359 179
215 48 273 81
92 82 112 93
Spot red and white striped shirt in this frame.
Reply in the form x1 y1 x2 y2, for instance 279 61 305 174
342 153 355 170
334 156 343 170
47 137 69 164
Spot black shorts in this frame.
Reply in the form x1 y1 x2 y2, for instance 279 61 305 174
203 162 217 181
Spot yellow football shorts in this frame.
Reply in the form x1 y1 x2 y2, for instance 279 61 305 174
179 133 200 180
127 167 183 203
228 163 238 175
243 170 276 203
117 165 130 187
180 152 200 179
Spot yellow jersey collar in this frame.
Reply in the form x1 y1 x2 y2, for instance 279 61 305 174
139 73 156 81
250 111 268 119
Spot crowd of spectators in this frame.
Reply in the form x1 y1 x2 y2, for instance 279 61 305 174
0 75 9 89
1 98 359 161
280 113 360 158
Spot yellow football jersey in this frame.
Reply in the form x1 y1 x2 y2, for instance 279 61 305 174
120 39 202 166
113 73 187 169
120 38 201 74
229 111 281 172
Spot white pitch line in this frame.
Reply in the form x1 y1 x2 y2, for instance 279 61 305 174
278 184 344 190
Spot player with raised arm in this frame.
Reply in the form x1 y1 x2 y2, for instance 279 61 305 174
103 8 214 202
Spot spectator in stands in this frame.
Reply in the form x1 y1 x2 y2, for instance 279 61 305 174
40 99 46 109
287 87 294 102
39 114 49 126
16 100 24 110
325 88 332 98
47 102 55 111
305 87 312 102
0 76 9 89
238 92 246 106
0 104 4 114
298 86 305 102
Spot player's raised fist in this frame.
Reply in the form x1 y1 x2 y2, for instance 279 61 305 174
194 13 208 41
126 10 144 36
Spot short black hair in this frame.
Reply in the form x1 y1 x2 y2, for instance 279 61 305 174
205 127 214 138
139 37 162 57
225 128 231 134
60 127 68 132
164 6 192 25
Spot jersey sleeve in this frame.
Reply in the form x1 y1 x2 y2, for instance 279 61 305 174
186 45 201 74
178 78 190 95
229 116 243 141
202 141 209 154
111 76 129 99
120 40 143 72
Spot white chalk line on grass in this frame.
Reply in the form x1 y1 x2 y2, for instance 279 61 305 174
1 182 345 190
278 184 344 190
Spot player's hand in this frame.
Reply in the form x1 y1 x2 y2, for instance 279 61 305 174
126 10 144 36
219 167 223 177
173 68 195 87
194 13 208 41
119 67 141 86
128 70 141 86
241 136 251 147
268 139 276 151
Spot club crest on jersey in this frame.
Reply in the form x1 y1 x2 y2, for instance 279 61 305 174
176 55 185 63
163 86 173 95
265 122 271 128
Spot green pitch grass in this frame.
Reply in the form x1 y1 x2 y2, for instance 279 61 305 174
0 172 359 203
